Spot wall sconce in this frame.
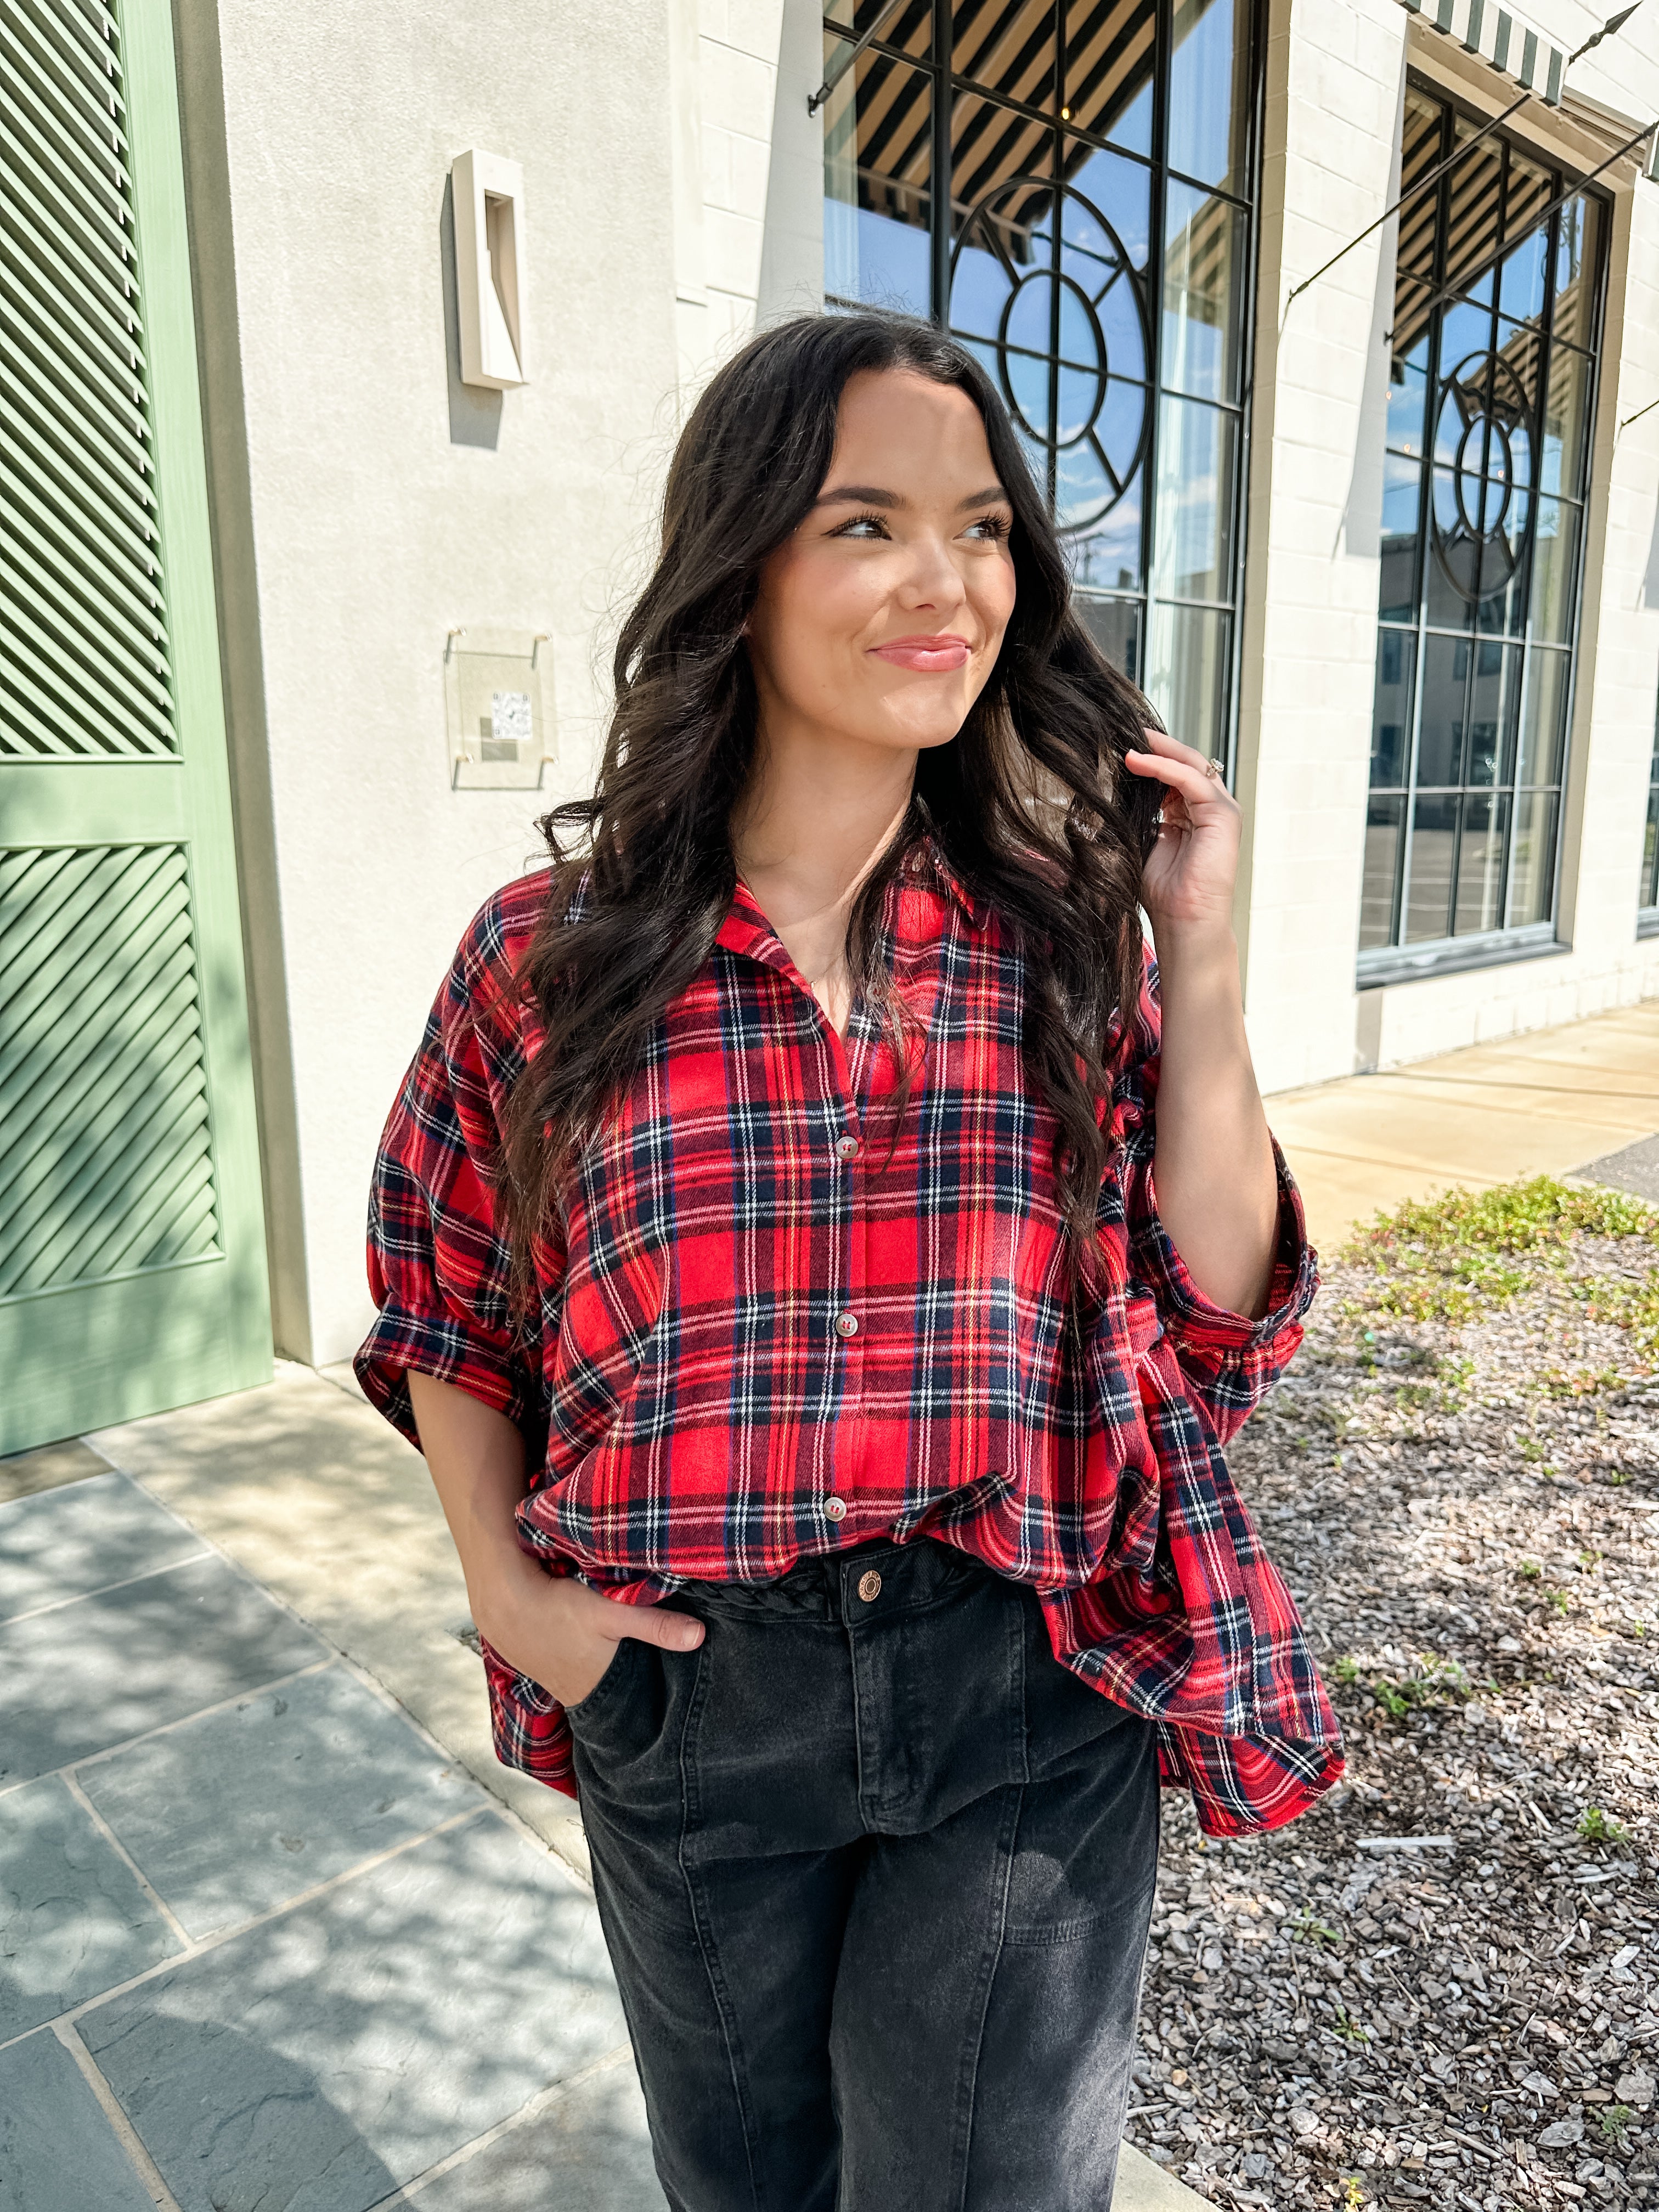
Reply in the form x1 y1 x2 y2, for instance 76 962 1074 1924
451 150 526 388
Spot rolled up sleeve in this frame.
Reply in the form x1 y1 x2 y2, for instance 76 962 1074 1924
1105 952 1318 1445
354 898 552 1446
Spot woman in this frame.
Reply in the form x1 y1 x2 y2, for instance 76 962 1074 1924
357 312 1342 2210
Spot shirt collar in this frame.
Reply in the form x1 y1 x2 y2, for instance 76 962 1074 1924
714 836 981 967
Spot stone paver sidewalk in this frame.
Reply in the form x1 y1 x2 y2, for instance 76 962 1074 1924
0 1454 665 2210
0 1414 1195 2209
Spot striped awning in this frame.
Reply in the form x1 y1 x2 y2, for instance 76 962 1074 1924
1397 0 1569 104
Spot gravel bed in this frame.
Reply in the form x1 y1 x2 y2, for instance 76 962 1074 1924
1128 1184 1659 2209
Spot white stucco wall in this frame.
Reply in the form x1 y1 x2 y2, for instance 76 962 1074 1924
182 0 681 1363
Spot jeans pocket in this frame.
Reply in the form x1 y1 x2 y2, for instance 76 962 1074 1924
565 1635 639 1730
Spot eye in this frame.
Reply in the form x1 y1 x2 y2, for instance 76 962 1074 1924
964 510 1013 542
830 511 889 540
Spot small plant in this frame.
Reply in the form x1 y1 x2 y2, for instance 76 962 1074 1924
1334 1655 1361 1684
1578 1549 1603 1572
1600 2103 1635 2146
1518 1559 1542 1579
1333 2004 1371 2046
1365 1653 1473 1718
1577 1807 1630 1846
1292 1913 1341 1946
1340 2175 1367 2208
1520 1436 1546 1463
1548 1589 1570 1616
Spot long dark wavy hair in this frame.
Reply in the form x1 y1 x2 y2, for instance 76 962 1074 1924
499 311 1163 1294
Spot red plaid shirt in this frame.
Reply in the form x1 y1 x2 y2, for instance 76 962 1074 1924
357 845 1344 1836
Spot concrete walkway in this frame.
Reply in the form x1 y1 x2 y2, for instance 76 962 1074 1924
1266 998 1659 1254
0 1390 1198 2211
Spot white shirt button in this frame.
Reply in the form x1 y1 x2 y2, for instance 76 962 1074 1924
823 1495 848 1522
834 1311 859 1339
834 1135 861 1161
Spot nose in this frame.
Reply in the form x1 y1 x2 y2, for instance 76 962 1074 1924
896 530 969 614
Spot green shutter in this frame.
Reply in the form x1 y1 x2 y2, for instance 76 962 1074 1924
1 0 271 1453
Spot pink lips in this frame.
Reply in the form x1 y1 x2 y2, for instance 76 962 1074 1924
868 634 972 673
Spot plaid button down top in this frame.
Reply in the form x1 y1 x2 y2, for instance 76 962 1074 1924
356 847 1344 1836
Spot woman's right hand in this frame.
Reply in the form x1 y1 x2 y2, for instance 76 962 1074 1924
475 1552 706 1709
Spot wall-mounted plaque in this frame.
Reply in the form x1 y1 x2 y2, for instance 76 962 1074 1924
443 627 553 789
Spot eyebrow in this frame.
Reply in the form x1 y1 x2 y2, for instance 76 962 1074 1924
812 483 1010 512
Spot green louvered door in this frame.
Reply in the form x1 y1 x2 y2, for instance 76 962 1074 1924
1 0 272 1452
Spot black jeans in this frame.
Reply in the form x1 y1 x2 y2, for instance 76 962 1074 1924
567 1538 1161 2211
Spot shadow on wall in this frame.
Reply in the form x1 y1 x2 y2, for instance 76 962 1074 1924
1642 494 1659 609
440 174 503 452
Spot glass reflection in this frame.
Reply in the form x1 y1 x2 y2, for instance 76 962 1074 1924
1454 792 1510 935
1371 629 1415 790
1387 338 1429 459
1076 592 1143 686
1161 182 1244 403
1168 0 1250 191
1516 648 1570 790
1150 396 1235 602
1415 634 1468 790
953 0 1056 112
1145 603 1231 760
1380 453 1421 623
1361 797 1404 949
1464 641 1520 786
1498 225 1548 330
1406 793 1458 941
1508 791 1558 926
823 50 932 314
1064 0 1156 158
1069 469 1144 590
1064 142 1152 271
1553 196 1601 348
1531 499 1579 642
1542 346 1590 499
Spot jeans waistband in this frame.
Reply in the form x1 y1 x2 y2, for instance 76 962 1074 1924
678 1537 999 1626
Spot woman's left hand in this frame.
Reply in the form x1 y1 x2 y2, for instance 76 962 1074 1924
1123 726 1241 940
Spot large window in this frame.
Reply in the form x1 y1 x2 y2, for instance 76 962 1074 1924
1361 86 1606 980
822 0 1259 765
1641 698 1659 932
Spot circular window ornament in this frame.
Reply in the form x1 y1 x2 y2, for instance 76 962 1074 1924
950 176 1150 537
1430 351 1534 603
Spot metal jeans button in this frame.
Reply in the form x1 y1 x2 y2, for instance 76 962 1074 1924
857 1568 882 1603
